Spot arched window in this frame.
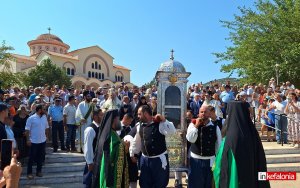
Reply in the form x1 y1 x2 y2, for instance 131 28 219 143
115 76 117 82
71 69 75 75
92 72 95 78
102 73 104 80
99 64 101 70
117 76 120 82
95 61 98 69
88 71 91 78
67 68 70 75
95 72 98 79
92 63 94 69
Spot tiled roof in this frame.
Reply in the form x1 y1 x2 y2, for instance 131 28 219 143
113 64 130 71
11 54 36 62
42 51 79 61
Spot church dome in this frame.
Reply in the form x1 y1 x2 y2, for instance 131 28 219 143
27 31 70 55
36 34 64 43
158 50 186 73
159 60 186 73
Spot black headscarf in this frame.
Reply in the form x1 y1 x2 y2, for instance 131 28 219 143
91 109 119 188
220 101 270 188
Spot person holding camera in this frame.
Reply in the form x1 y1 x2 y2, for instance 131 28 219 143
186 105 222 188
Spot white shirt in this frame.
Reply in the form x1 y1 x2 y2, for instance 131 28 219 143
186 121 222 167
44 96 54 104
63 103 77 124
25 113 49 144
83 121 100 165
247 87 254 103
5 125 17 149
210 100 223 118
273 100 287 114
129 120 176 157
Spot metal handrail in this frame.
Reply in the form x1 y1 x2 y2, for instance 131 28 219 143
253 106 300 146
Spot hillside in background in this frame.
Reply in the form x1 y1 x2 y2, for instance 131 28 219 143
202 77 240 86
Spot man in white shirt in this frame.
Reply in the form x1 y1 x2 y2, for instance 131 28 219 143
186 105 222 188
247 84 254 104
25 104 49 180
83 109 103 188
269 94 288 144
63 96 77 152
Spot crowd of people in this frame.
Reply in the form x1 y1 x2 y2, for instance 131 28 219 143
187 79 300 147
0 78 298 188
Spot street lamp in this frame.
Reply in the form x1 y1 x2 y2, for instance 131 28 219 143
275 63 279 85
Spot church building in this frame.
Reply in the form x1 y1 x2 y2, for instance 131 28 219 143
9 30 133 89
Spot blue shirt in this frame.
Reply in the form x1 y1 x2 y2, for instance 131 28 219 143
48 105 63 121
28 94 37 105
220 91 234 103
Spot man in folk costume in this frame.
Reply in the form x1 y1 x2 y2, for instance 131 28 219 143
92 109 130 188
129 105 176 188
83 109 104 188
76 91 94 153
213 101 270 188
186 105 222 188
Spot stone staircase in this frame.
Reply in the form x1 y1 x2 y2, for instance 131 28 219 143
19 147 85 188
18 123 300 187
256 122 300 172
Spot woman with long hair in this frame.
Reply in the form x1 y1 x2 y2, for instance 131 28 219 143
285 92 300 148
257 99 269 140
210 93 223 118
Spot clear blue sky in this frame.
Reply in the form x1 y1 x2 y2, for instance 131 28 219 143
0 0 255 86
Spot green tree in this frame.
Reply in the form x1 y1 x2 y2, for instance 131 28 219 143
0 41 27 88
144 77 156 88
214 0 300 86
25 58 72 87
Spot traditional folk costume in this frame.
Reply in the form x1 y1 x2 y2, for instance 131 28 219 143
129 120 176 188
213 101 270 188
186 119 222 188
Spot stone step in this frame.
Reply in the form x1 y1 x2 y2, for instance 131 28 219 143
20 172 82 185
267 162 300 172
21 162 85 175
45 152 85 163
22 183 83 188
264 147 300 155
266 154 300 164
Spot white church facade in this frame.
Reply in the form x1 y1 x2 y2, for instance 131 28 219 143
9 31 133 89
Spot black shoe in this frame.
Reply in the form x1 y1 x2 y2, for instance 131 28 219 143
174 179 183 188
36 172 43 177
